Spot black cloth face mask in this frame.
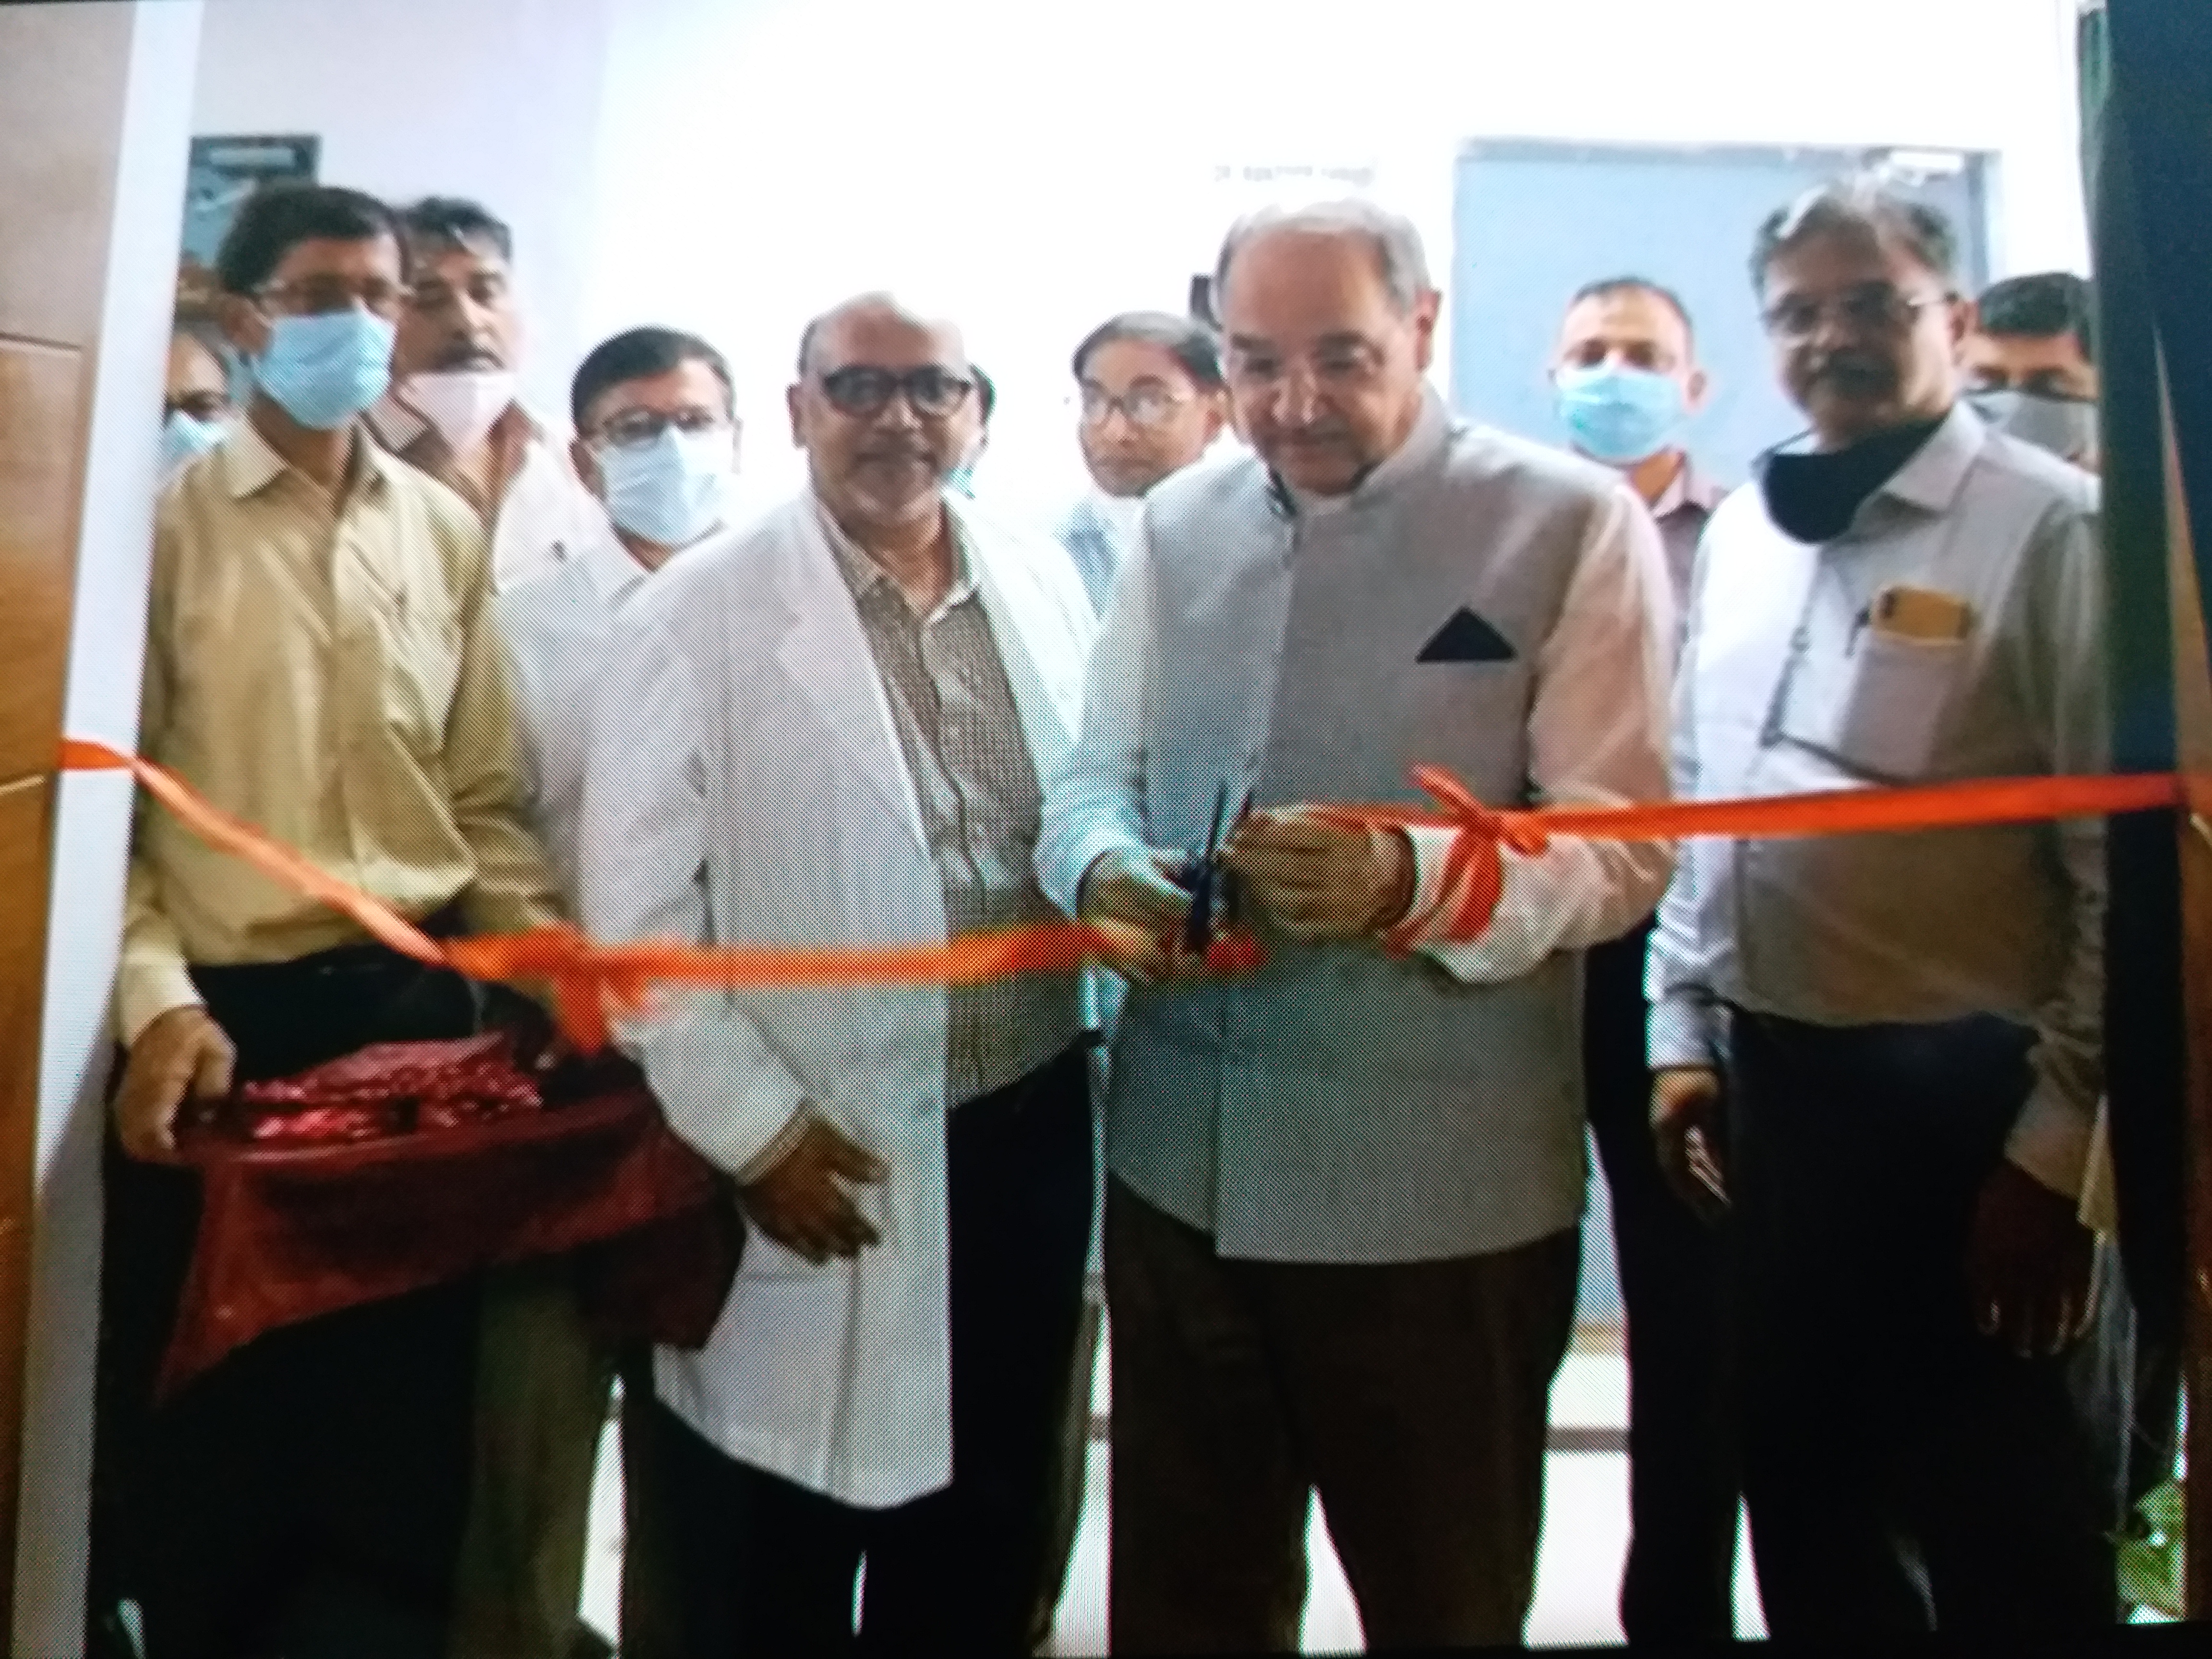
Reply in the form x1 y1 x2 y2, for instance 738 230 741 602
1757 416 1947 544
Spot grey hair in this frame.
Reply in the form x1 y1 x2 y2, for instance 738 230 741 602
1749 174 1959 297
1214 199 1434 317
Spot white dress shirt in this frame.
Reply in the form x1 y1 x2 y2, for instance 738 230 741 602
494 517 653 902
370 396 609 590
1647 403 2107 1197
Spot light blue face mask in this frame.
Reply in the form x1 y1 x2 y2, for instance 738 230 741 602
598 427 733 548
1556 365 1690 466
162 409 228 476
250 310 396 431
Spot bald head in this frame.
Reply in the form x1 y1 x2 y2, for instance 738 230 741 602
788 290 977 543
796 291 968 378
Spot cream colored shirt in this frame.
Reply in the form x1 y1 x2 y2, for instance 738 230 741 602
118 418 562 1043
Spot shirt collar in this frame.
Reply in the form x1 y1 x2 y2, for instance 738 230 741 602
815 491 975 611
367 392 542 458
581 516 652 609
221 413 392 502
1281 382 1451 516
1650 455 1726 523
1087 491 1147 541
1873 400 1986 515
364 392 426 454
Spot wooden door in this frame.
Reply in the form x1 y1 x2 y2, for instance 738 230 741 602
0 1 138 1631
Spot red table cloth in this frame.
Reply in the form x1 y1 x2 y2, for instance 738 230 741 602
162 1038 741 1399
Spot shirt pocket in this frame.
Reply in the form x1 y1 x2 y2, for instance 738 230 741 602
1826 628 1970 781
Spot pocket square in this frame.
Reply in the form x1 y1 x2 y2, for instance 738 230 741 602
1417 608 1516 664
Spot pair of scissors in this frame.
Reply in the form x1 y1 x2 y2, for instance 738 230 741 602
1181 783 1256 954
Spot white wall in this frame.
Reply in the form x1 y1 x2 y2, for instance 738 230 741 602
190 0 616 433
18 8 205 1652
189 0 2089 524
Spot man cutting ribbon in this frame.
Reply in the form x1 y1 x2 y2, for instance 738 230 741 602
1037 199 1678 1653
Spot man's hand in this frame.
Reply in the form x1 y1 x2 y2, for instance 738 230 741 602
1078 847 1212 984
739 1117 888 1265
1221 808 1414 942
114 1006 236 1163
1965 1159 2095 1358
1650 1065 1728 1223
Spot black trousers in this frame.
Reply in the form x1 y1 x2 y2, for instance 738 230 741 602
1582 923 1740 1643
93 942 485 1659
1726 1008 2113 1638
648 1042 1094 1656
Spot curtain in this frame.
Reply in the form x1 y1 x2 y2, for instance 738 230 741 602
2089 0 2212 1615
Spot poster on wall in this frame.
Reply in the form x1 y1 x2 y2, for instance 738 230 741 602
177 134 321 315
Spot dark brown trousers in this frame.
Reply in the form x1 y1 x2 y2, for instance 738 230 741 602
1105 1181 1579 1654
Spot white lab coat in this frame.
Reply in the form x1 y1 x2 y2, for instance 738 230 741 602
577 491 1095 1508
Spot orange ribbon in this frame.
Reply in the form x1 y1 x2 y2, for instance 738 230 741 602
1329 763 2191 947
62 737 2194 1048
62 738 1135 1049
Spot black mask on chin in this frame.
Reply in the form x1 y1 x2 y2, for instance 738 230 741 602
1758 415 1947 544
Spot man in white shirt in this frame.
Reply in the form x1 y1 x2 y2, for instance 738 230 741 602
1647 177 2112 1638
1056 310 1230 615
1545 274 1739 1644
1038 201 1676 1652
449 325 740 1659
370 196 607 589
578 293 1098 1653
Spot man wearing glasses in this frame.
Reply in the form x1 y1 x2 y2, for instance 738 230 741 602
577 292 1097 1651
1647 178 2112 1637
102 183 560 1658
1040 201 1677 1652
1057 310 1230 614
369 197 609 590
450 326 741 1659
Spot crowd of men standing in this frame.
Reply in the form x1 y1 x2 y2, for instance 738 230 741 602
96 168 2143 1659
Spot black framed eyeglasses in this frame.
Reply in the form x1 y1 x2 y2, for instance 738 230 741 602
589 407 733 452
255 276 413 320
818 365 974 420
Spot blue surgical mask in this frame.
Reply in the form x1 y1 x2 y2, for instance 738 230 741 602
598 427 733 549
250 310 395 431
162 409 228 476
1556 366 1689 466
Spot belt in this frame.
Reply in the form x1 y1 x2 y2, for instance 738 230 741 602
191 902 468 984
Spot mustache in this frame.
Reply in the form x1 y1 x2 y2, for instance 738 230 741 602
1805 352 1896 389
434 346 505 371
